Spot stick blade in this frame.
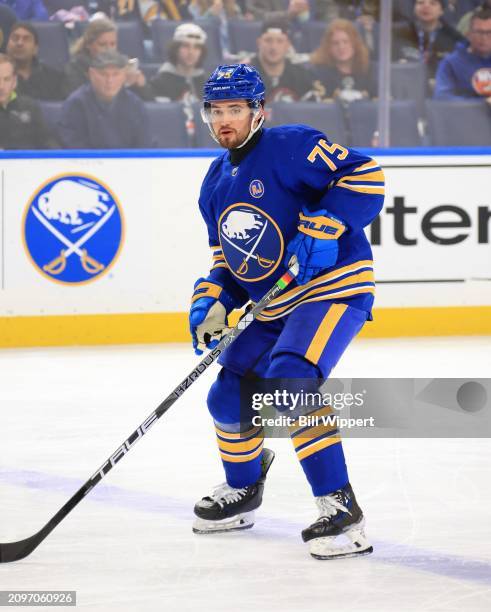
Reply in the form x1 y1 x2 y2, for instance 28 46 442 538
0 531 44 563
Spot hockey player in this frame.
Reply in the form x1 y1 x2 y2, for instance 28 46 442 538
189 64 384 559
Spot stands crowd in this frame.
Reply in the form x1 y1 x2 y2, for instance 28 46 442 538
0 0 490 149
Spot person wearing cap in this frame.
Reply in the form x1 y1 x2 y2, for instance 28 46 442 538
150 23 208 102
59 50 152 149
248 19 322 102
393 0 465 88
246 0 311 25
0 53 58 149
64 17 153 101
6 22 65 101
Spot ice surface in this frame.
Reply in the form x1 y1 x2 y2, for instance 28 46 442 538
0 337 490 611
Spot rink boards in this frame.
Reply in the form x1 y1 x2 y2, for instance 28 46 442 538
0 148 490 347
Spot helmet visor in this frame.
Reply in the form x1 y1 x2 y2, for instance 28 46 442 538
201 103 261 125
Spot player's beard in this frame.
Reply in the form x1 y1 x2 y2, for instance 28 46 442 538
216 129 244 149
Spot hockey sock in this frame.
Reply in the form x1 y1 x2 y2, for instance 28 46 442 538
214 422 264 488
266 352 349 496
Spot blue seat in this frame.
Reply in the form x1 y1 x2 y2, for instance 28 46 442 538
40 101 63 140
298 21 327 54
268 101 348 145
34 22 70 69
348 100 421 147
117 21 146 61
228 19 262 54
391 62 427 117
426 100 491 146
366 61 426 117
151 19 222 66
145 102 190 148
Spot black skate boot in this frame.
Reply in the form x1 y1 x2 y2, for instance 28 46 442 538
302 483 373 560
192 448 274 534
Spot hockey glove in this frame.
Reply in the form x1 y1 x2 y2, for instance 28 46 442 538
190 279 236 355
285 208 346 285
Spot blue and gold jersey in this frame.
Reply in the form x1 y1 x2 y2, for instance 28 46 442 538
198 125 385 319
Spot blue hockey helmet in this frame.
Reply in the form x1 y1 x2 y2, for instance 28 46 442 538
203 64 265 107
202 64 266 148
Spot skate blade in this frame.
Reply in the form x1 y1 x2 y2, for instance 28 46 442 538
309 519 373 560
311 545 373 560
192 512 255 535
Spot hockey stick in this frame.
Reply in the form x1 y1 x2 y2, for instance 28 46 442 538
0 258 299 563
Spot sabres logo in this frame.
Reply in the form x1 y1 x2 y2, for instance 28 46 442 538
219 203 283 282
217 68 234 79
249 179 264 198
23 174 124 285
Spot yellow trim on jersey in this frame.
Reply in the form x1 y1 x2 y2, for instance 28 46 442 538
305 304 348 364
257 287 375 321
353 160 379 173
266 261 374 307
259 270 374 319
336 182 385 195
220 443 264 463
295 435 342 461
340 170 385 183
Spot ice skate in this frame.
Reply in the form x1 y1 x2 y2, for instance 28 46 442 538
192 448 274 534
302 483 373 560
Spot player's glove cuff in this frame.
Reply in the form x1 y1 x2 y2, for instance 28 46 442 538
297 208 346 240
191 278 236 314
285 209 346 285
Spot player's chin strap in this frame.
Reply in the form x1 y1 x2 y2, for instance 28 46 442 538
235 110 265 149
206 108 265 148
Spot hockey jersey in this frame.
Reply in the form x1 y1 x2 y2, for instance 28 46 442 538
198 124 385 320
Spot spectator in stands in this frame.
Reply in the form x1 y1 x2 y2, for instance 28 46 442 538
6 22 65 101
458 0 491 34
151 23 207 102
314 2 380 56
189 0 244 54
0 4 16 53
246 0 311 25
190 0 242 19
59 50 152 148
434 6 491 100
64 17 152 100
0 54 58 149
137 0 191 23
393 0 465 85
0 0 48 20
248 19 322 102
310 19 376 103
316 0 380 21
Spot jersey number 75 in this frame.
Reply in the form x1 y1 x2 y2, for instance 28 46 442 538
307 139 348 171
